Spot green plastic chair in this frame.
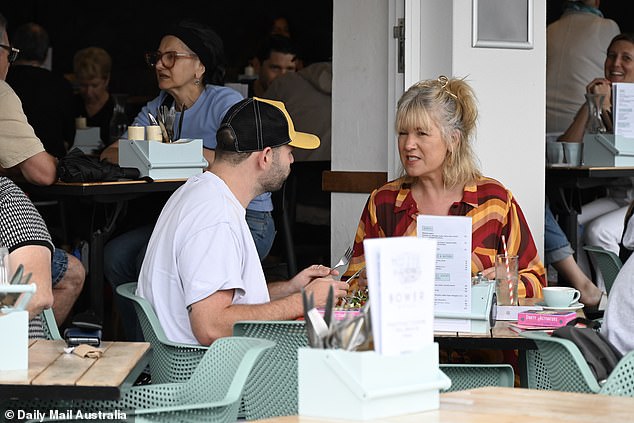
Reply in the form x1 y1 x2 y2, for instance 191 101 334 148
232 320 308 420
10 337 275 422
583 245 623 295
41 307 62 341
521 331 634 396
116 283 208 384
524 349 553 390
440 364 515 392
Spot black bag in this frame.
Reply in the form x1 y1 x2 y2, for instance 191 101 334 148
552 318 623 383
57 148 140 182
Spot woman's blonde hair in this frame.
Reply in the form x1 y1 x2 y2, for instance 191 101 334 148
73 47 111 81
395 76 482 188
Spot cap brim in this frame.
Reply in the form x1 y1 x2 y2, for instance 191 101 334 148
289 132 320 150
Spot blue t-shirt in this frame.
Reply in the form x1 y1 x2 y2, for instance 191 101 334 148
133 85 272 212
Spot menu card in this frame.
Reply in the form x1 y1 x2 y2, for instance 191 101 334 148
417 215 472 332
613 82 634 139
364 237 436 356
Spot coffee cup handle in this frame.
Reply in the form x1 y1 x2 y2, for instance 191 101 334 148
571 289 581 305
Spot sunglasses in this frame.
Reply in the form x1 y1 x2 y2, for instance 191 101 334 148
0 44 19 64
144 51 197 69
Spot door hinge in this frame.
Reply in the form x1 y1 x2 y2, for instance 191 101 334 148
393 18 405 73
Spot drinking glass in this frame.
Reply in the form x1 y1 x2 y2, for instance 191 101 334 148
495 254 518 306
0 246 11 284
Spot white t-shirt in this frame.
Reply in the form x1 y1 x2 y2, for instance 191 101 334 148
137 172 270 345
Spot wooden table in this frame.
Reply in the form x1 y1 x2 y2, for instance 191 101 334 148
19 179 186 319
0 339 151 400
434 298 577 388
546 165 634 254
255 386 634 422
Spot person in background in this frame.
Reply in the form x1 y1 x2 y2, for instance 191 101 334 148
544 202 606 308
73 47 114 147
0 13 84 326
263 30 331 162
546 0 619 134
137 97 348 345
603 210 634 354
100 19 277 341
344 76 546 298
558 33 634 289
251 34 297 97
6 22 75 159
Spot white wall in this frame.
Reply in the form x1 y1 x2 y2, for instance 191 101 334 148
331 0 545 261
331 0 390 254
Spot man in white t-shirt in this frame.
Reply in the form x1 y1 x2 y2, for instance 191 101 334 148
138 97 348 345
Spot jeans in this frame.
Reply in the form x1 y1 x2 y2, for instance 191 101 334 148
544 201 575 266
104 209 276 340
51 247 68 287
246 210 276 260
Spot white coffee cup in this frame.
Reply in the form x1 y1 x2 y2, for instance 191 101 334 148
542 286 581 308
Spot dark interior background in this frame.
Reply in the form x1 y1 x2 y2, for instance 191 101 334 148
3 1 633 100
2 1 333 99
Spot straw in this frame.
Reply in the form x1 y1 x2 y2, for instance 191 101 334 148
501 235 513 305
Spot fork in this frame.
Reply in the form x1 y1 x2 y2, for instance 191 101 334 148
332 246 353 272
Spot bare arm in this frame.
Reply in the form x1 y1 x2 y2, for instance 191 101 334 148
17 151 58 186
559 78 612 143
189 270 348 345
10 245 54 319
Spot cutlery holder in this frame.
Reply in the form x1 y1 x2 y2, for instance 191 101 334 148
583 134 634 166
119 139 208 180
298 343 450 420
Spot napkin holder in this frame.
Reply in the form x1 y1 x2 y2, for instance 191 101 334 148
434 281 496 334
298 343 451 420
0 283 37 371
119 139 208 180
74 127 104 155
583 134 634 166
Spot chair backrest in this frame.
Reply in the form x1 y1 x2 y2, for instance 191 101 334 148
583 245 623 295
69 336 275 423
232 320 308 420
41 307 62 340
116 282 208 384
600 350 634 397
521 331 601 393
440 364 514 392
524 349 553 390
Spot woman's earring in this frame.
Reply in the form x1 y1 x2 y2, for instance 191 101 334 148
194 79 201 85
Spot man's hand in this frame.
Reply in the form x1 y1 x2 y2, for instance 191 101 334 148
303 277 349 308
289 264 337 292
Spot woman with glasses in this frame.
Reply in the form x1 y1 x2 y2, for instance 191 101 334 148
100 20 279 342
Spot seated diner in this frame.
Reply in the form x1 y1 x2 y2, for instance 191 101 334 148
344 76 546 299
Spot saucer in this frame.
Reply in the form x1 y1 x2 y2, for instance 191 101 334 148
537 302 584 311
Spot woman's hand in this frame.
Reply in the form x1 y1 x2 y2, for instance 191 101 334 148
480 267 496 281
586 78 611 95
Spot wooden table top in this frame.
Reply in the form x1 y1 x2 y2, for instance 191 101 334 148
0 339 151 400
256 386 634 422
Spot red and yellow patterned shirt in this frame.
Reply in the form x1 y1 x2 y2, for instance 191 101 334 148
345 176 546 298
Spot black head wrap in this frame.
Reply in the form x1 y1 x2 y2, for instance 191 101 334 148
162 20 226 85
